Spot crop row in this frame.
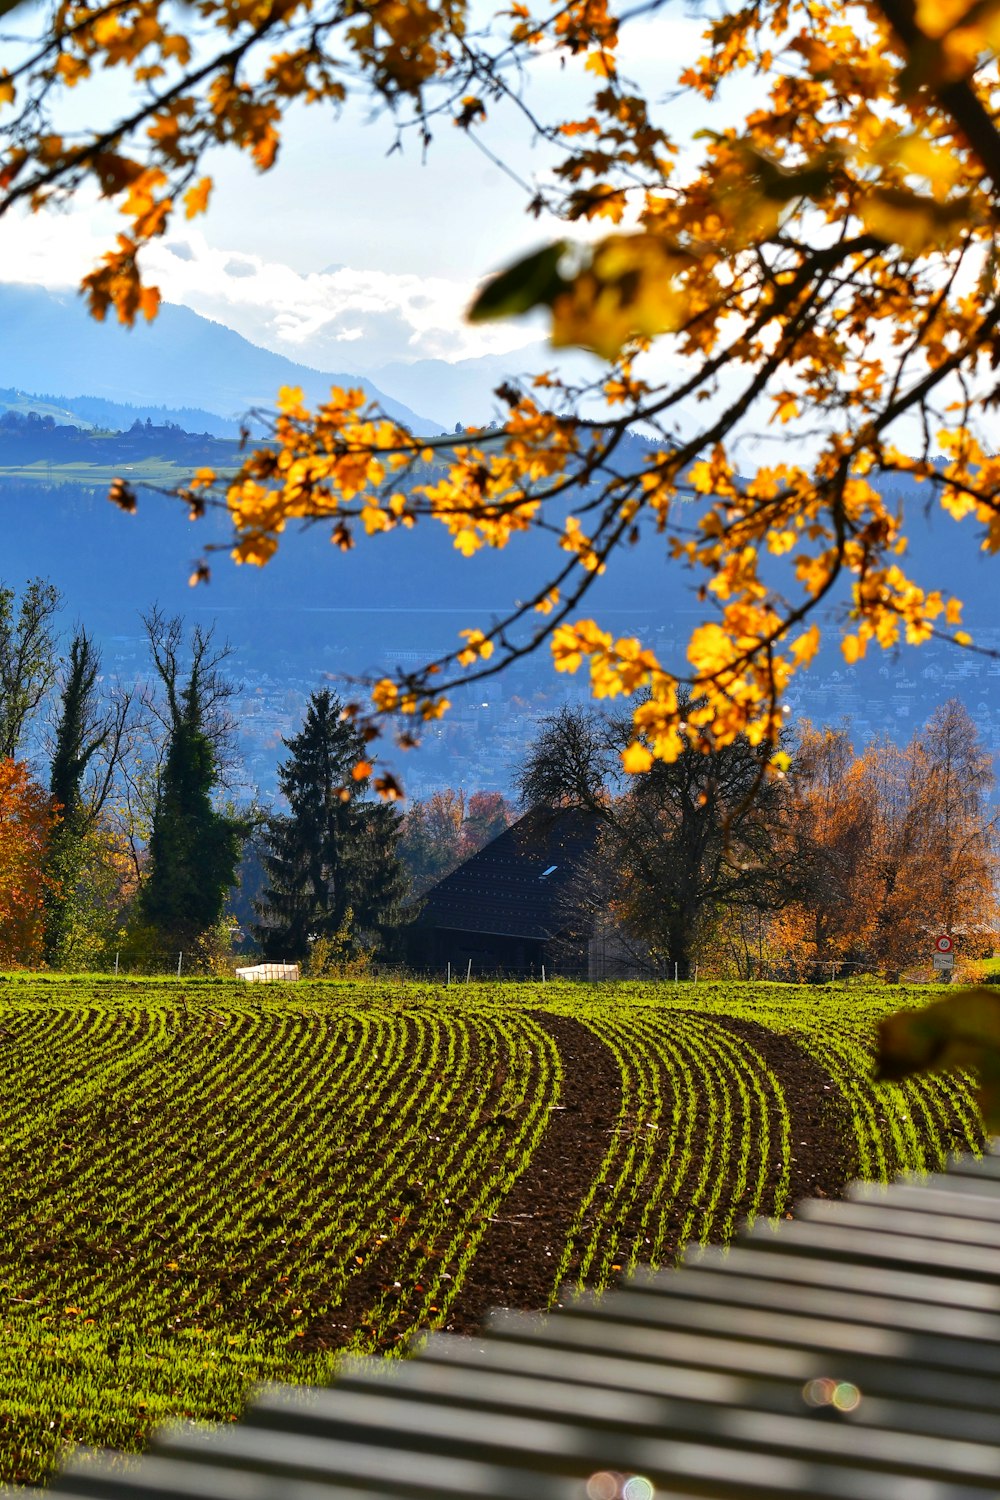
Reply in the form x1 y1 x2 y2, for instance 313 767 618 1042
657 982 984 1176
0 995 556 1486
545 1006 792 1296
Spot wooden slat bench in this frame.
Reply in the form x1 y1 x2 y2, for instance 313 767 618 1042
35 1144 1000 1500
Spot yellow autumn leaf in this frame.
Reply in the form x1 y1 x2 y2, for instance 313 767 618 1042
584 48 616 78
790 624 821 666
550 232 693 359
914 0 976 38
621 741 654 774
55 53 89 86
183 175 212 218
770 392 799 424
861 188 972 257
139 285 160 321
892 135 963 195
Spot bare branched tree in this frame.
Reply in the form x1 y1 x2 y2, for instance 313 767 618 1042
0 578 60 760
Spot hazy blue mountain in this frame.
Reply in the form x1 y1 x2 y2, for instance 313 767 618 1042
371 344 598 429
0 283 442 433
3 450 999 793
1 458 994 635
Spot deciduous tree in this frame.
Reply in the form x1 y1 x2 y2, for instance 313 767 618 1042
770 725 874 978
11 3 1000 772
0 758 56 967
43 629 140 964
0 579 60 761
399 787 514 896
520 703 800 977
773 702 998 977
915 698 998 943
459 790 513 859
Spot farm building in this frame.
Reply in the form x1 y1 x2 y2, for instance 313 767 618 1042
408 805 600 977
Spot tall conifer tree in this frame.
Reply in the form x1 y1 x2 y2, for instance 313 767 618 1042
43 630 104 961
138 618 242 955
255 690 406 959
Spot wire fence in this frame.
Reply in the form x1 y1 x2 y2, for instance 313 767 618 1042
48 952 977 985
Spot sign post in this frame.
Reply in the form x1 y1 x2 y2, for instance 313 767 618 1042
933 934 954 981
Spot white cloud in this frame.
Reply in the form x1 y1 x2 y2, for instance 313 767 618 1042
0 200 543 371
146 231 542 371
0 198 116 288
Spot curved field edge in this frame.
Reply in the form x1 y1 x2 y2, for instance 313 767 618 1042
0 973 982 1488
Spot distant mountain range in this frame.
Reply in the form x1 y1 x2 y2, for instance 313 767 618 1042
0 283 441 433
1 272 996 695
368 345 594 431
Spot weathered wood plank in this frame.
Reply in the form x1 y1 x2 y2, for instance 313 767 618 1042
486 1300 980 1403
797 1197 1000 1248
626 1261 1000 1349
329 1350 1000 1476
34 1459 395 1500
849 1183 1000 1221
236 1383 993 1499
417 1327 1000 1447
935 1154 1000 1183
684 1242 1000 1313
149 1424 586 1500
554 1284 1000 1386
893 1171 1000 1201
740 1213 1000 1280
37 1140 1000 1500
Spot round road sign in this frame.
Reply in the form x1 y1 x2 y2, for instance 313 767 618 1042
935 934 953 953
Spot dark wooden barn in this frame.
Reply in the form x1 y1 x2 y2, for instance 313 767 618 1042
408 806 599 977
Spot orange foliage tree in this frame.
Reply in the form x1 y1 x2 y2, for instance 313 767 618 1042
775 700 997 978
399 788 513 896
0 758 58 967
770 724 875 977
8 1 1000 777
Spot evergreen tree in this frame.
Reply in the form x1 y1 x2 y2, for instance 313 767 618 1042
43 631 104 961
138 617 242 955
255 690 406 960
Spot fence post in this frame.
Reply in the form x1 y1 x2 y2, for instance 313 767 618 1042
693 965 698 984
674 961 678 984
114 952 119 977
466 959 472 983
541 965 546 984
446 962 451 986
177 951 183 979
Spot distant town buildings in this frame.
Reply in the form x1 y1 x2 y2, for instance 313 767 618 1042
21 611 1000 805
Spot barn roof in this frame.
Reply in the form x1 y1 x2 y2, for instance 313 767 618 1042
417 806 600 941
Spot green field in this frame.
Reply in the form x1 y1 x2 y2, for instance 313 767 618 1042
0 458 236 486
0 975 981 1489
